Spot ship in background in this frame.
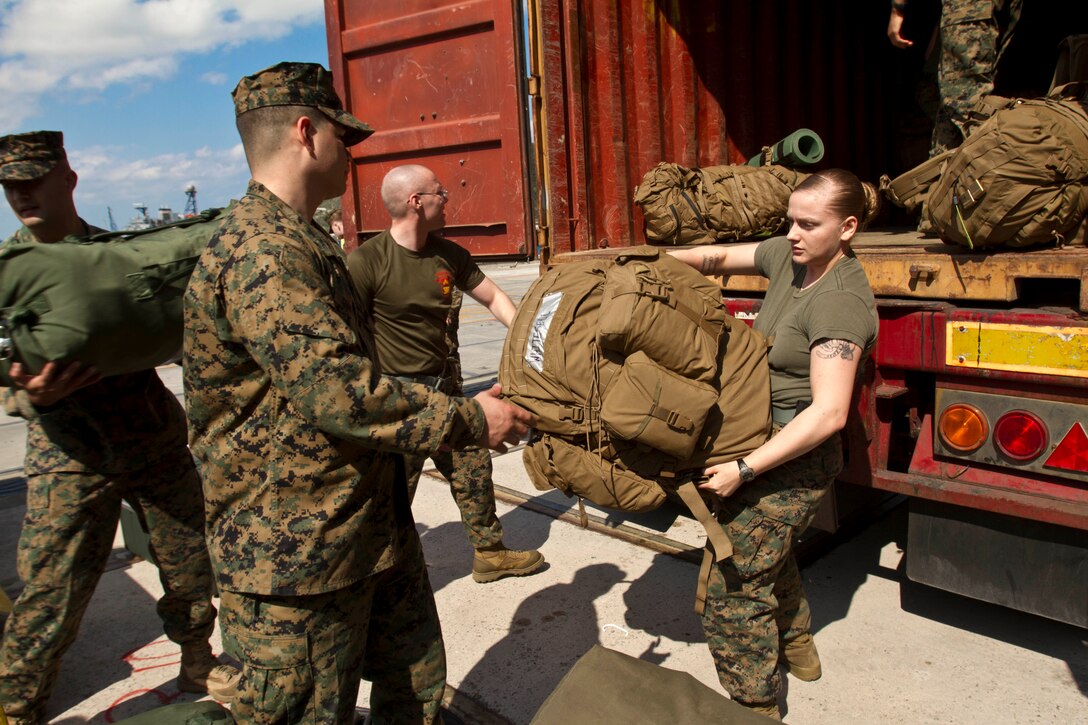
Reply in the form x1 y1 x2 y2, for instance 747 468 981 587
109 184 199 231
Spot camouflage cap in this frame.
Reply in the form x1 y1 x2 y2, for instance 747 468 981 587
232 61 374 147
0 131 66 182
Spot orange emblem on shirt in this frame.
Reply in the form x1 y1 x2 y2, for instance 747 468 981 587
435 269 454 297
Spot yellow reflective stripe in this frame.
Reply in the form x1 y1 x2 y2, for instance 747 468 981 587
946 322 1088 378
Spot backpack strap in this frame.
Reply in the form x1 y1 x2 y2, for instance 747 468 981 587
675 480 734 615
881 149 954 209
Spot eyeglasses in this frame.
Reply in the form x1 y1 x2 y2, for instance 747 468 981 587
416 189 449 201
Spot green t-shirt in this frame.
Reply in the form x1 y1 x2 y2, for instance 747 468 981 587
346 230 485 377
753 236 878 410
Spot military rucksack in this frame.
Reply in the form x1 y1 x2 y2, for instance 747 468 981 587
500 248 771 609
633 162 809 245
0 207 227 386
884 84 1088 248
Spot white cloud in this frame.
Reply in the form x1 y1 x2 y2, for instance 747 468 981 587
201 70 228 85
0 0 324 132
54 141 250 231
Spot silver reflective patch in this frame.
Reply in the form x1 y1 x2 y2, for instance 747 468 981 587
525 291 562 372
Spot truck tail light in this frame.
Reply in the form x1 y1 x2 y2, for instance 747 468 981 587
938 404 988 452
993 410 1047 461
1045 423 1088 474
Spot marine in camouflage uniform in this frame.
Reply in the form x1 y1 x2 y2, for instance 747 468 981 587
346 169 544 583
0 131 233 724
932 0 1023 154
184 63 521 723
674 180 878 719
701 434 843 708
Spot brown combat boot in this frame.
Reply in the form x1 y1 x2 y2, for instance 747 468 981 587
472 546 545 583
781 633 822 681
176 642 241 702
737 700 781 720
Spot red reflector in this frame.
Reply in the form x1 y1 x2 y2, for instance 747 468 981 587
994 410 1047 461
1044 423 1088 473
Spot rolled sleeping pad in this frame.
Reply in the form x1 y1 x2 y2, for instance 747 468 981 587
747 127 825 167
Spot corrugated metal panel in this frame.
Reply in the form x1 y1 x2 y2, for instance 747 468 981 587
538 0 937 256
326 0 531 256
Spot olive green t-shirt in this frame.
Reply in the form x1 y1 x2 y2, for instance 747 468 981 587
347 230 485 377
753 236 878 410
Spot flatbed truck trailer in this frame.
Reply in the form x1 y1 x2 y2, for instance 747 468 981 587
324 0 1087 626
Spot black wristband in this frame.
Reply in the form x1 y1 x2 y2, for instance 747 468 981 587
892 2 907 12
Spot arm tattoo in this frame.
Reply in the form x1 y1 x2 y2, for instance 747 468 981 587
814 339 856 361
699 253 721 275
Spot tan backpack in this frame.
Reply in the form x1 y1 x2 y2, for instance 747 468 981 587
926 84 1088 248
500 248 771 609
633 163 809 245
883 84 1088 248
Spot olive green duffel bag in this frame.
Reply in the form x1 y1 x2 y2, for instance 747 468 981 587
113 700 234 724
530 645 776 724
0 207 227 386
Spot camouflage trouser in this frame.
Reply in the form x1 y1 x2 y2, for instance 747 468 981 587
219 536 445 725
701 434 842 707
0 454 217 722
404 445 504 551
932 0 1020 155
402 375 504 551
933 19 999 154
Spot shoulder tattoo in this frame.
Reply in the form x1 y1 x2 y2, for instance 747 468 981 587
814 339 856 361
699 253 721 275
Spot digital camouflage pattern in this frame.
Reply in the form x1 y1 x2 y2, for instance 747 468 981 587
183 179 485 597
232 62 374 147
220 534 445 724
932 0 1023 155
405 442 503 550
0 223 219 723
0 131 64 181
0 455 217 722
404 378 504 551
701 434 842 707
184 178 478 720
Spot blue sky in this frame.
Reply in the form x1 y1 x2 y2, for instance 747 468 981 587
0 0 330 238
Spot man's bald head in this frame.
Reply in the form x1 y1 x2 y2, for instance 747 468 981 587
381 165 435 217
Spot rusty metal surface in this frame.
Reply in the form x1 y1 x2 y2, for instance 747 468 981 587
538 0 930 257
897 416 1088 530
325 0 531 256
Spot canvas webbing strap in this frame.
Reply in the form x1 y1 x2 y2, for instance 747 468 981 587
632 279 721 339
647 403 687 432
676 481 733 616
694 548 714 616
576 497 589 528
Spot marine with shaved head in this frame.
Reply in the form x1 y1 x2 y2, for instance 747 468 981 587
347 164 545 583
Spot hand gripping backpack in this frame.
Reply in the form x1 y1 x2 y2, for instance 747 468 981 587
500 247 771 612
0 207 227 386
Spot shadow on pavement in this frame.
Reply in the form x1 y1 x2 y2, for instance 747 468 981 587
449 562 628 721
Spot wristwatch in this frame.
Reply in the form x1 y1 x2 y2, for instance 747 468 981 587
737 458 757 484
892 2 908 12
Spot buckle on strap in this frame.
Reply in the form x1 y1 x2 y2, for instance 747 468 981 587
649 404 689 432
637 279 670 301
394 374 445 390
561 406 586 424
